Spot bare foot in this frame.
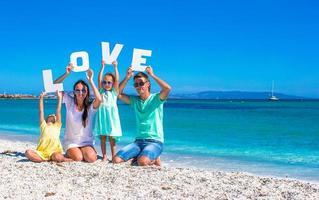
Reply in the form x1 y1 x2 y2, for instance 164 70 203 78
154 157 161 166
102 155 108 162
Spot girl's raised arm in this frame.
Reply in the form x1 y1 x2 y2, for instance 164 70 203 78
39 92 46 125
112 61 120 94
86 69 102 109
55 91 63 124
98 60 106 89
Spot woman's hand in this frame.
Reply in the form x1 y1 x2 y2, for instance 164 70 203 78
66 63 74 74
86 68 94 81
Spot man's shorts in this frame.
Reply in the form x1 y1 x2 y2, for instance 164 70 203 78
116 139 163 161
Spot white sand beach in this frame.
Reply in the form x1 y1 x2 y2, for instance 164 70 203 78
0 138 318 200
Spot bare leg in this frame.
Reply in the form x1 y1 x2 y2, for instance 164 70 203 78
66 148 83 161
100 136 107 161
113 142 141 164
113 156 124 164
80 146 97 163
137 156 161 166
51 152 73 162
109 136 116 162
137 155 152 166
25 149 44 163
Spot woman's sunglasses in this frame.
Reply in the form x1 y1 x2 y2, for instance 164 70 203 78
74 89 87 94
134 81 148 88
102 81 113 85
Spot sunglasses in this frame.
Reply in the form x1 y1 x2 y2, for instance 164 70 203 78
74 89 87 94
134 81 148 88
102 81 113 85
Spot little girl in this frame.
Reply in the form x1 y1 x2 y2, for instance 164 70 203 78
96 60 122 162
25 91 72 162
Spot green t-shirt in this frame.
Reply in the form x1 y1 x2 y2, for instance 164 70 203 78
130 93 165 143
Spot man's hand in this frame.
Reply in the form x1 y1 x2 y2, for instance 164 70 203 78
145 66 154 77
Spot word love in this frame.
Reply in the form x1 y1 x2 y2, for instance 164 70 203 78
43 42 152 93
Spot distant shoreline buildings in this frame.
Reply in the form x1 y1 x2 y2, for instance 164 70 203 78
0 91 313 100
0 93 37 99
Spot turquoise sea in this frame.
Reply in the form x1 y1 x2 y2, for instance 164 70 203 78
0 99 318 182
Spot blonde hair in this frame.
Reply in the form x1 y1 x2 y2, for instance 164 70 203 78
46 114 56 123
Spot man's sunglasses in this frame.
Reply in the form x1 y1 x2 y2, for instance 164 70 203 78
134 81 148 88
74 89 87 94
102 81 113 85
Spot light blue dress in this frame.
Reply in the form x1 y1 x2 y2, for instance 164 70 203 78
95 88 122 141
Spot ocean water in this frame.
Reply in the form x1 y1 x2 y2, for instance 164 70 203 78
0 99 318 182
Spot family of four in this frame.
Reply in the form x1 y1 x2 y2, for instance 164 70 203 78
25 61 171 166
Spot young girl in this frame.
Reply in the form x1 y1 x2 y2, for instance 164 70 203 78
25 91 72 162
96 60 122 162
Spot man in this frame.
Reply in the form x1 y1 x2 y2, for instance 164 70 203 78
113 66 171 166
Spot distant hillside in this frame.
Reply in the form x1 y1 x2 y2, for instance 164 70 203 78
170 91 307 100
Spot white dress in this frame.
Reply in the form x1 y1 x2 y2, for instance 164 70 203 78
63 93 97 150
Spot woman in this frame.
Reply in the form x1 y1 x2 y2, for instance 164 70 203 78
54 64 102 162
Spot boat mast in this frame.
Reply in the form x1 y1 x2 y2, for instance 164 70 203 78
271 80 274 97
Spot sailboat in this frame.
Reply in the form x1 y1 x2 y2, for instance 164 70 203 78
269 81 279 101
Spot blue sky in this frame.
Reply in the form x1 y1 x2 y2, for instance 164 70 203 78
0 0 318 97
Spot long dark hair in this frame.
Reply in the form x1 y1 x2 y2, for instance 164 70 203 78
73 80 91 128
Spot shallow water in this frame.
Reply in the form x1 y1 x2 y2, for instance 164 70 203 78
0 99 318 181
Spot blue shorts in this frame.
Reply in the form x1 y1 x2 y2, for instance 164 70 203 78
116 139 163 161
